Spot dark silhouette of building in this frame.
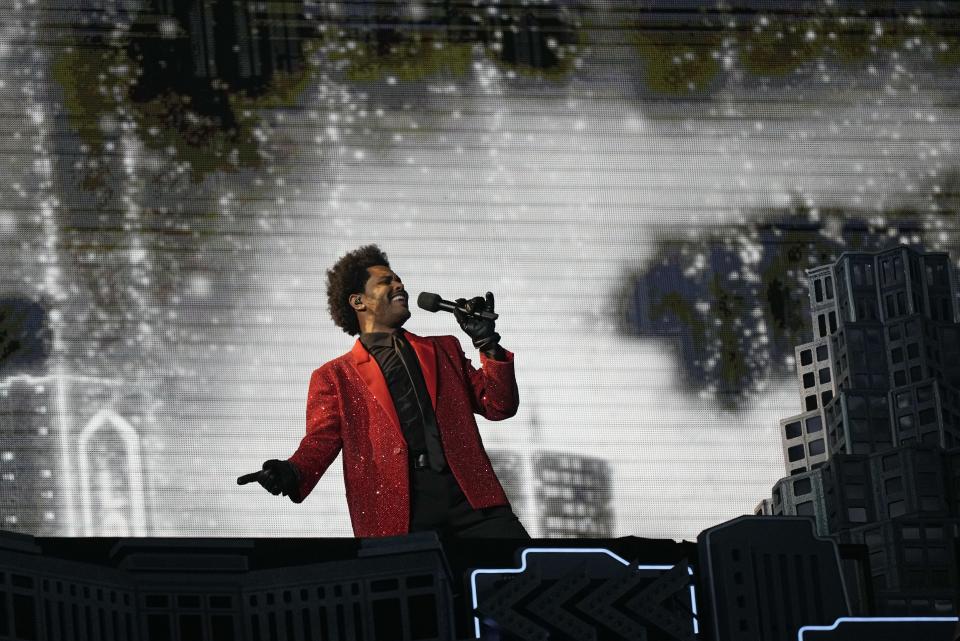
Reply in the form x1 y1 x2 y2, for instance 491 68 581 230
1 529 702 641
761 246 960 616
1 519 952 641
0 530 457 641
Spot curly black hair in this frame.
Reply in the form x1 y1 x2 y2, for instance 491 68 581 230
326 244 391 336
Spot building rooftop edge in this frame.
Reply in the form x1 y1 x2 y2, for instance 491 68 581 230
803 246 952 277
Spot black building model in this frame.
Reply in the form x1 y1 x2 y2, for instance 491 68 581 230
698 516 851 641
758 246 960 616
0 531 456 641
6 516 954 641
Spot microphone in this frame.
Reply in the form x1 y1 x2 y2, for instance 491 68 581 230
417 292 499 321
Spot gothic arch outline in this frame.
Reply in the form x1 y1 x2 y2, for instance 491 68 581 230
78 408 147 536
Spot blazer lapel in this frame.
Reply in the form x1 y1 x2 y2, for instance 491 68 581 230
349 340 401 433
403 331 438 410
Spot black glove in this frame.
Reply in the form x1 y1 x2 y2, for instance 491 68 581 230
237 459 300 499
454 291 501 352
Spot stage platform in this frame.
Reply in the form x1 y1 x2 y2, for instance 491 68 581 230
0 517 955 641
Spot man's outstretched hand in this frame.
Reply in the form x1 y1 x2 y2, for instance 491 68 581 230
237 459 300 499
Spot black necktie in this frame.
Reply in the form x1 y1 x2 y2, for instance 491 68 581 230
393 334 446 472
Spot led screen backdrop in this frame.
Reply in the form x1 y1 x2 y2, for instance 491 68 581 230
1 0 959 539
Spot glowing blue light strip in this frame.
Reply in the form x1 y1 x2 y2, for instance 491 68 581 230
469 548 697 639
687 565 699 635
798 616 960 640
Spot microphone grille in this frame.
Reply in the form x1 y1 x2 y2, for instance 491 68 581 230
417 292 441 312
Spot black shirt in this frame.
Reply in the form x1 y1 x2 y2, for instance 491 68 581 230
359 329 447 471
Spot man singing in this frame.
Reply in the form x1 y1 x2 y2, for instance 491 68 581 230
238 245 529 538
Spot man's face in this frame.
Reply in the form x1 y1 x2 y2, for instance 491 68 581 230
356 265 410 330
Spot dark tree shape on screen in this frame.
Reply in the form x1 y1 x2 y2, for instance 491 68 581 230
618 201 949 410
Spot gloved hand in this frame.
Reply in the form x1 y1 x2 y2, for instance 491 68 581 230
454 291 501 352
237 459 301 499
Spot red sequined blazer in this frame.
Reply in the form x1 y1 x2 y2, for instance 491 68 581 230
286 331 519 537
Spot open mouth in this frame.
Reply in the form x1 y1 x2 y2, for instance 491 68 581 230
391 294 408 304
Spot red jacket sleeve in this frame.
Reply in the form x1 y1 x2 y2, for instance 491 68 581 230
286 367 343 503
450 337 519 421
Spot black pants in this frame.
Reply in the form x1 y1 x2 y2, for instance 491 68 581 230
409 465 530 538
